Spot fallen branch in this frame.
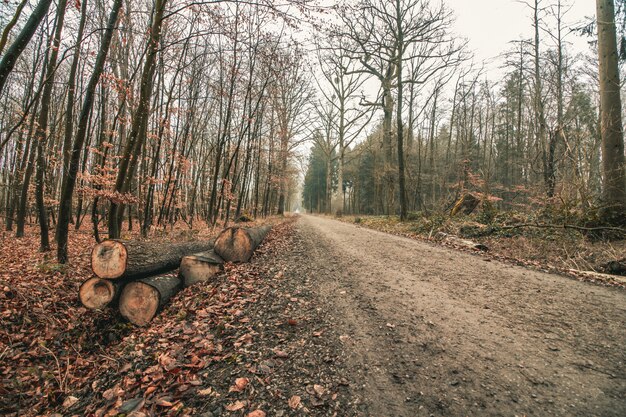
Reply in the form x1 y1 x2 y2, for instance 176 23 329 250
500 223 625 234
436 232 488 251
567 269 626 285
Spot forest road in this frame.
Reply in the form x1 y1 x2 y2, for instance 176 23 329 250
294 214 626 416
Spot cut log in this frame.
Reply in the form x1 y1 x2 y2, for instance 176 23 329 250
451 193 479 216
437 232 488 251
119 274 181 326
91 239 213 280
214 225 271 262
179 250 224 287
79 277 122 310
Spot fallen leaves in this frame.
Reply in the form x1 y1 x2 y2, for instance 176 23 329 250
155 399 173 407
312 384 326 397
225 400 246 411
273 348 289 358
2 219 347 416
229 377 249 392
197 387 214 397
288 395 301 409
62 396 79 408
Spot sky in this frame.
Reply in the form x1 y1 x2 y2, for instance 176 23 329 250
445 0 597 69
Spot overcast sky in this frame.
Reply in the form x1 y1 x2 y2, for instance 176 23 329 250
445 0 596 67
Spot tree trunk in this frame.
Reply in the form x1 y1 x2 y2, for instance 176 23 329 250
0 0 28 55
91 239 213 280
451 193 479 216
0 0 53 96
110 0 167 238
214 225 271 262
396 0 407 220
34 0 68 251
56 0 123 263
119 274 181 326
62 0 88 180
597 0 626 221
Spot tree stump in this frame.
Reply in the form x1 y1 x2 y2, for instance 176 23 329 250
451 193 479 216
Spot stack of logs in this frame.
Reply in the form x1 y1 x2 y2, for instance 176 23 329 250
79 225 271 326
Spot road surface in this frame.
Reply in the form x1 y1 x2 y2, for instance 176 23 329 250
292 215 626 416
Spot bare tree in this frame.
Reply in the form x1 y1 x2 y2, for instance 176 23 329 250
56 0 124 263
596 0 626 221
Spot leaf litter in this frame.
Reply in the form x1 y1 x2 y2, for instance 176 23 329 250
0 218 358 416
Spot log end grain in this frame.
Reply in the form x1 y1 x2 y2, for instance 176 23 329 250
91 240 128 279
119 281 160 326
179 251 223 287
214 227 253 262
79 277 116 310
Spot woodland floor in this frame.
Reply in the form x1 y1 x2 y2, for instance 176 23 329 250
1 215 625 416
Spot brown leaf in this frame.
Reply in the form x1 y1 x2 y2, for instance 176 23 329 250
156 399 173 407
273 349 289 358
288 395 301 409
229 377 249 392
313 384 326 397
197 387 213 397
247 411 266 417
62 396 79 408
144 386 157 397
225 400 246 411
102 387 119 401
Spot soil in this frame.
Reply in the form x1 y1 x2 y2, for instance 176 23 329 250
288 215 626 416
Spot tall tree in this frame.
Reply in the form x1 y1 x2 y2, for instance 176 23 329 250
596 0 626 221
33 0 68 251
56 0 124 263
109 0 167 238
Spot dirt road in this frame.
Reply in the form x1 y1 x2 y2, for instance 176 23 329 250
292 215 626 416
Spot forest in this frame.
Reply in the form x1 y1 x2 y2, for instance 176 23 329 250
302 0 626 226
1 0 625 415
0 0 624 262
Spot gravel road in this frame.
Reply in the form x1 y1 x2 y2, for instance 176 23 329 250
293 214 626 416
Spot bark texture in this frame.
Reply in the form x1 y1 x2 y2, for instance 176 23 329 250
0 0 53 95
596 0 626 219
